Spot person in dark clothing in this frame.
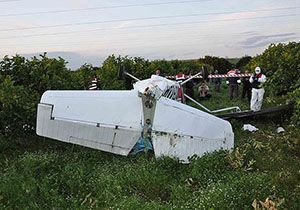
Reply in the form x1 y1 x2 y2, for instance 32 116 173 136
226 69 240 100
241 70 251 101
185 71 195 98
213 70 222 92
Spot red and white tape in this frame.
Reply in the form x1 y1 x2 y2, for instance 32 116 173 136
166 75 203 79
209 73 252 78
166 73 252 79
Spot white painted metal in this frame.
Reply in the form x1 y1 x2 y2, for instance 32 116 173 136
37 90 143 155
40 90 143 129
133 75 179 99
36 75 234 162
151 96 234 162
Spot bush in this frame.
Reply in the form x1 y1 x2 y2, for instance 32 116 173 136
289 85 300 124
199 55 233 74
236 56 252 71
0 76 39 136
0 54 77 136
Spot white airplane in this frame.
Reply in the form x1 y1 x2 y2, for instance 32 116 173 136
36 68 235 162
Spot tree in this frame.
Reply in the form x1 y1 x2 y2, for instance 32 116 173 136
199 56 233 74
236 56 252 71
0 53 76 136
69 64 98 90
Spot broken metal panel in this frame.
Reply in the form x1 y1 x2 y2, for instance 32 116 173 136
151 97 234 162
218 103 294 120
133 75 179 100
153 97 233 139
152 132 233 163
37 91 143 156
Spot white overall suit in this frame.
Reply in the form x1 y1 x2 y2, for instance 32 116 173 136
249 67 267 111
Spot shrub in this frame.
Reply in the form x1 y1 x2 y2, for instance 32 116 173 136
0 54 77 136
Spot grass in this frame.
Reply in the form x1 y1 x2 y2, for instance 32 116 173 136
0 83 299 209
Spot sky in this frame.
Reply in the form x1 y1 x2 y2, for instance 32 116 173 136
0 0 299 69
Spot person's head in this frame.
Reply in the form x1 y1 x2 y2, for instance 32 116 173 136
245 70 249 74
155 69 161 75
255 66 261 75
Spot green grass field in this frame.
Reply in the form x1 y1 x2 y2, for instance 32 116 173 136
0 83 299 209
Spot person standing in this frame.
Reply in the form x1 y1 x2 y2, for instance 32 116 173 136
226 69 239 100
214 70 222 92
250 67 267 111
88 75 100 90
236 69 241 97
185 71 195 98
241 70 252 101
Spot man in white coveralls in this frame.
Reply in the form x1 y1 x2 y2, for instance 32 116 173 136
249 66 267 111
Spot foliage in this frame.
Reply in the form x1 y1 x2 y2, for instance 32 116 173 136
199 55 233 74
0 54 73 94
236 56 252 71
0 76 38 136
252 197 285 210
0 54 76 136
289 82 300 124
69 64 99 90
100 55 207 90
226 58 240 66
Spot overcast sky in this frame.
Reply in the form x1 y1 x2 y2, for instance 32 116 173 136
0 0 299 69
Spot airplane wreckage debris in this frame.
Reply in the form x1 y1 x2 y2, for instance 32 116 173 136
36 67 292 162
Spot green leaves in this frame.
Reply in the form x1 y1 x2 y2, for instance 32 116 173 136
248 42 300 96
0 54 75 136
199 55 233 74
